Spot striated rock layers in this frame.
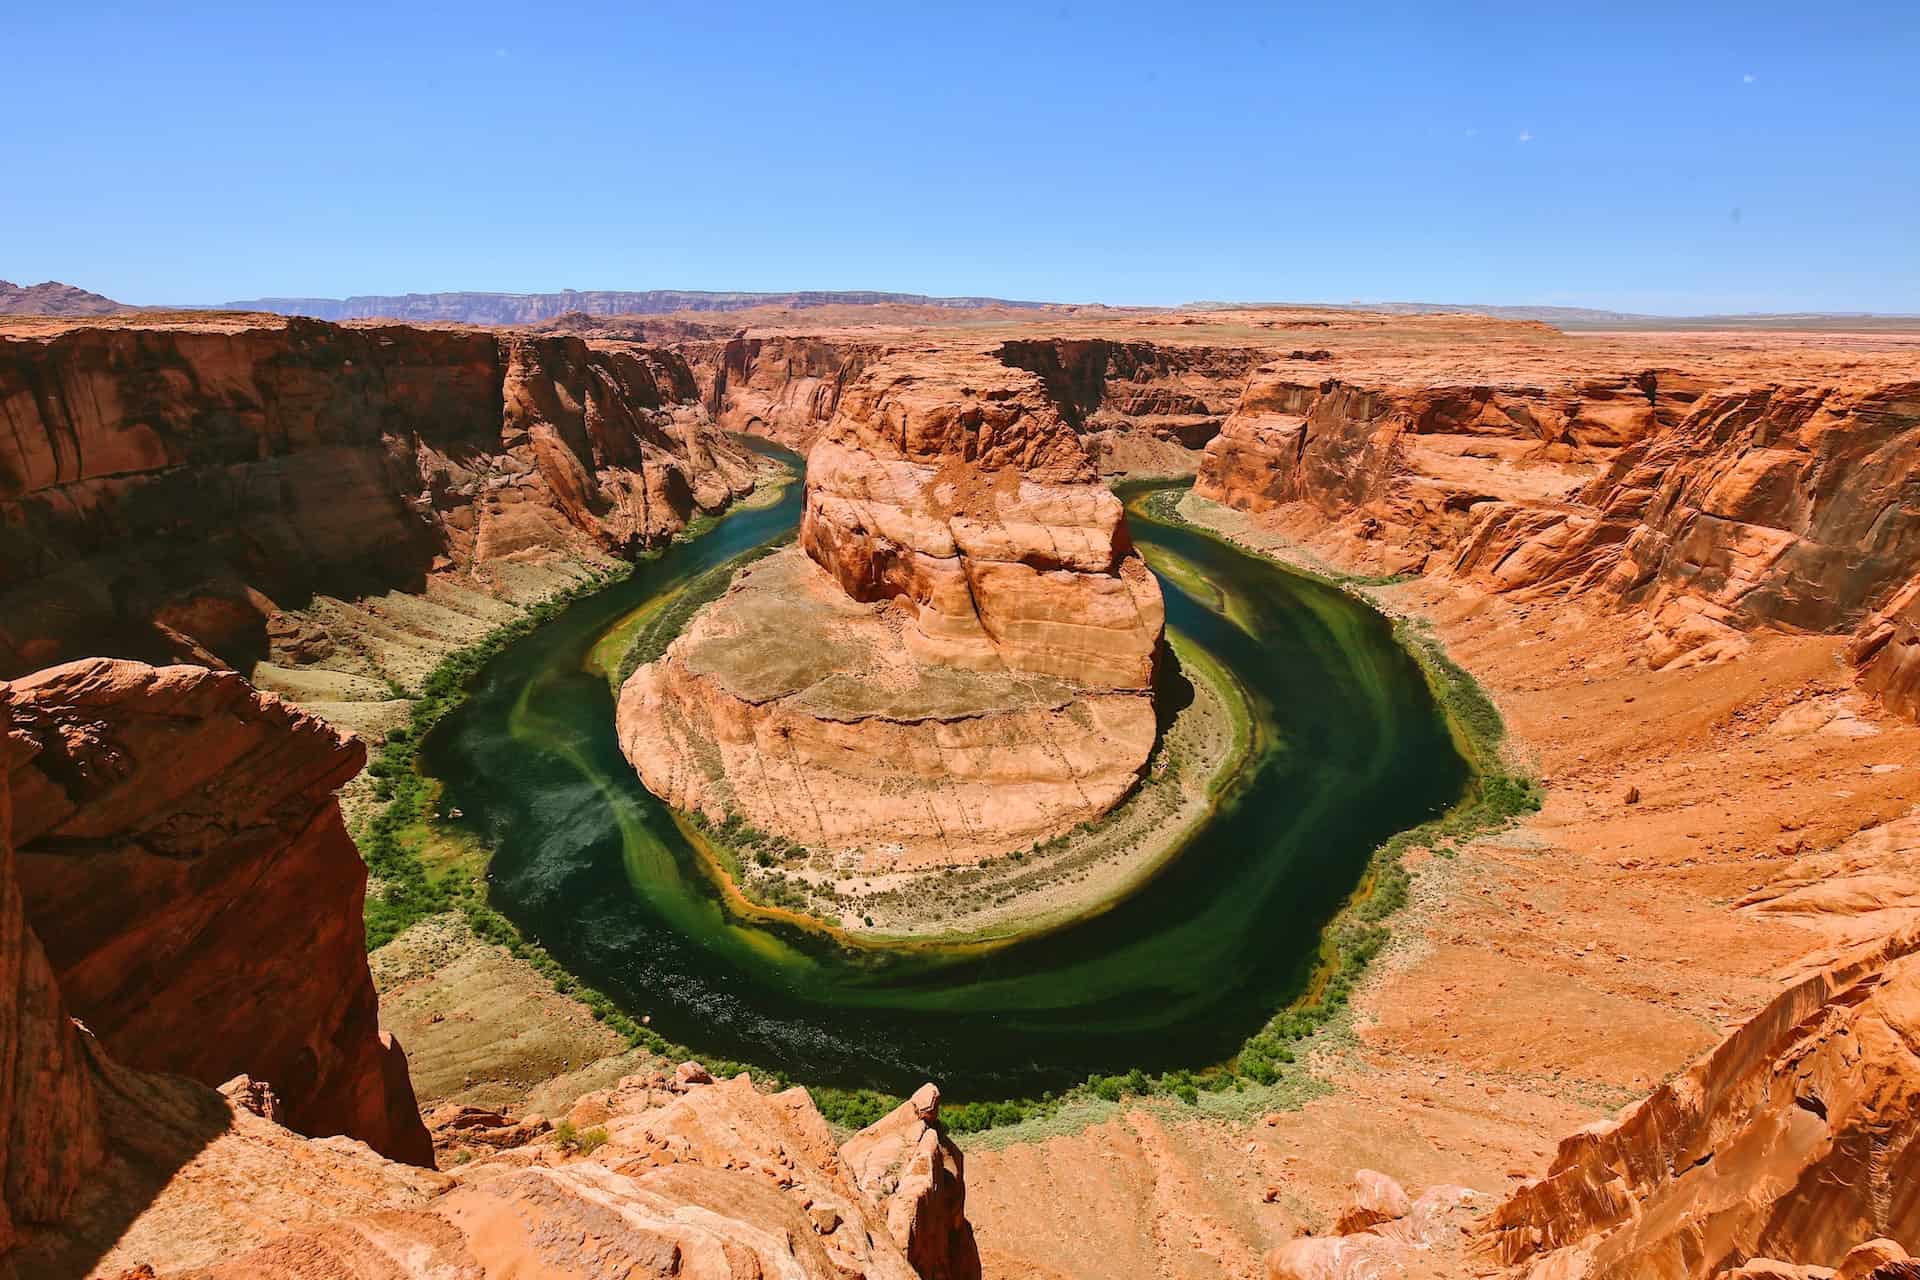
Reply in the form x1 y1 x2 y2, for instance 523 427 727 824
0 315 757 677
1483 926 1920 1278
1 658 430 1166
619 350 1164 861
70 1065 977 1280
0 697 105 1258
996 336 1262 470
689 332 888 449
1196 359 1920 708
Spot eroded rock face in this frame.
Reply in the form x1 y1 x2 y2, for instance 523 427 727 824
621 350 1163 861
1483 926 1920 1278
1197 357 1920 708
0 700 104 1256
1 658 430 1166
996 336 1262 468
800 350 1162 688
690 333 886 450
138 1068 971 1280
839 1084 982 1280
0 316 757 676
1262 1171 1479 1280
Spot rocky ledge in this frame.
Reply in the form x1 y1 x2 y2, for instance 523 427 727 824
619 348 1164 866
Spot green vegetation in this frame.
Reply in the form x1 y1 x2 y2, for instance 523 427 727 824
552 1120 610 1155
362 560 647 949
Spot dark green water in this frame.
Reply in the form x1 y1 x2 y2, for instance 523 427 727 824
422 448 1470 1097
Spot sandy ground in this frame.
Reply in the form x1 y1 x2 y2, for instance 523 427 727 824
959 496 1920 1280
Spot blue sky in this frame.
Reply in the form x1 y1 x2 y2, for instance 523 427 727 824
3 2 1915 312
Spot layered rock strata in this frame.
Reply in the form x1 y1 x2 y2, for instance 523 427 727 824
0 700 105 1258
1484 926 1920 1277
1196 357 1920 707
689 333 887 449
620 350 1164 861
0 315 757 677
2 658 430 1165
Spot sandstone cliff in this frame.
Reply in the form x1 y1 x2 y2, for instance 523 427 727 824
2 658 430 1166
1195 352 1920 709
620 349 1164 863
0 700 105 1259
688 333 887 449
1483 926 1920 1277
996 336 1262 470
0 315 757 677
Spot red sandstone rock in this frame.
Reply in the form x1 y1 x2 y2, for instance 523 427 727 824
839 1084 982 1280
1263 1177 1478 1280
621 347 1164 860
1483 926 1920 1277
0 699 104 1256
0 315 757 676
159 1071 931 1280
1 658 430 1165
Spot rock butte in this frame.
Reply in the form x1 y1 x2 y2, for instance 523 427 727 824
619 347 1167 861
0 302 1919 1278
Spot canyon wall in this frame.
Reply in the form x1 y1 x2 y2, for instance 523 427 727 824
0 316 757 677
620 348 1166 862
1481 926 1920 1277
1197 361 1920 696
686 333 887 449
2 658 430 1166
996 336 1262 468
0 700 105 1258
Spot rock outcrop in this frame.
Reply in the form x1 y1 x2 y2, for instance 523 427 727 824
1483 926 1920 1277
0 699 105 1258
839 1084 981 1280
2 658 430 1166
1262 1171 1480 1280
0 315 757 677
620 349 1164 862
689 333 886 449
1195 346 1920 714
66 1065 973 1280
996 336 1262 469
799 350 1162 687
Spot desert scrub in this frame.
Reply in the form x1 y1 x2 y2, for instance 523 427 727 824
553 1120 610 1155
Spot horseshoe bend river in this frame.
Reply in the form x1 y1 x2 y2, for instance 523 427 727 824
420 449 1472 1097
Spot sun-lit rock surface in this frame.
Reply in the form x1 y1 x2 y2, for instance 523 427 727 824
59 1066 969 1280
1483 927 1920 1277
0 313 757 677
621 347 1164 862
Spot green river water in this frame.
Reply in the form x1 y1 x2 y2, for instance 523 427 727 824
421 447 1470 1097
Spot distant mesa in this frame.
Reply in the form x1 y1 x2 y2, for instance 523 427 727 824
199 288 1058 325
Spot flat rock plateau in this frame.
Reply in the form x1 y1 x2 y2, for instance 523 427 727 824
3 300 1920 1280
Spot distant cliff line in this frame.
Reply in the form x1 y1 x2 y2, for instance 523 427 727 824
194 288 1058 324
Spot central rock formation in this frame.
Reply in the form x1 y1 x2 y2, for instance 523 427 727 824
619 349 1164 863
